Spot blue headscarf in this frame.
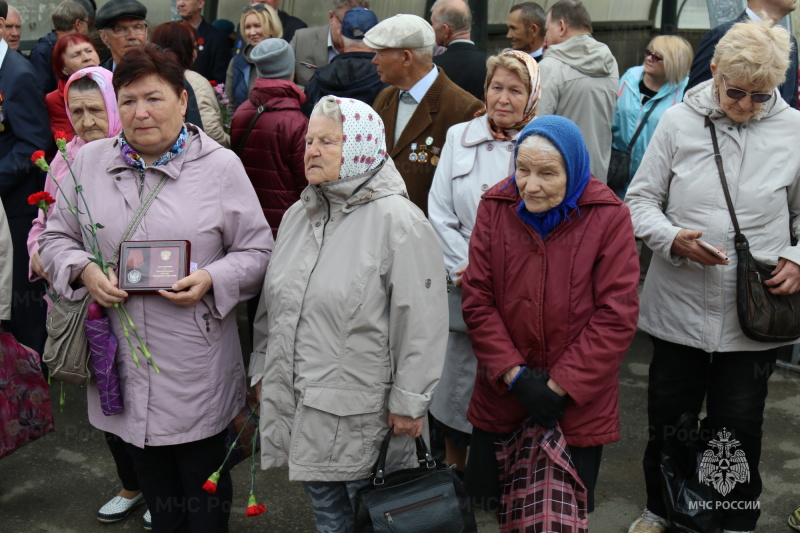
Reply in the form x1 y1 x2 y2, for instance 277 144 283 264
510 115 591 239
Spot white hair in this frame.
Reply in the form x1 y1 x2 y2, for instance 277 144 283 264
518 134 560 155
310 95 343 124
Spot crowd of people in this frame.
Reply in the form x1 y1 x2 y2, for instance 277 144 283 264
2 0 800 532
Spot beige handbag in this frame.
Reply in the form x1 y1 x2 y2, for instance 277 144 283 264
41 175 169 386
42 294 92 385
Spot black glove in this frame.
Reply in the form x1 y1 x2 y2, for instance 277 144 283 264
510 368 567 428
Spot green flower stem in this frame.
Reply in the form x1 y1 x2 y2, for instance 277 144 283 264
215 410 256 473
250 425 259 496
46 172 96 254
114 303 140 369
60 382 65 412
119 304 160 373
60 151 102 255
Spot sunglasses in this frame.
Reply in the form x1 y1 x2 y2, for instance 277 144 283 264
722 77 772 104
243 3 267 12
644 49 663 62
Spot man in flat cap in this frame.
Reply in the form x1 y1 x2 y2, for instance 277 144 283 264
290 0 369 88
367 13 482 215
301 7 386 116
95 0 148 72
0 0 52 357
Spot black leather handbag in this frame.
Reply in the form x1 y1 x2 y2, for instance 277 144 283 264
707 117 800 342
607 103 658 194
354 429 477 533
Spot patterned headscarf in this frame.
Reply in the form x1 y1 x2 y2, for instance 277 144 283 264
64 67 122 139
481 50 542 141
324 96 387 179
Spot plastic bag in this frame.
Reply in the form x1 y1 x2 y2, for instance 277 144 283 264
659 413 722 533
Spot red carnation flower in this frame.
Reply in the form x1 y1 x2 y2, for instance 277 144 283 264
245 493 266 517
202 471 220 494
55 131 67 141
209 80 218 87
30 150 46 164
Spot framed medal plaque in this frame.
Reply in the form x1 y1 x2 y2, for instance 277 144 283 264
118 240 191 293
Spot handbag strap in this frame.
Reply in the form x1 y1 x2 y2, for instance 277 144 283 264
108 174 170 268
625 101 659 153
234 104 296 156
705 116 745 247
371 428 436 485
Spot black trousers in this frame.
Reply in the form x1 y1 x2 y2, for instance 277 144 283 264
124 431 232 533
1 215 47 356
465 426 603 514
105 432 139 492
643 336 776 531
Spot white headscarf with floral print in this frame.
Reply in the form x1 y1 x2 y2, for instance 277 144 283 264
327 96 387 179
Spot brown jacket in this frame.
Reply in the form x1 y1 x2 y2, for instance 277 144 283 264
372 68 483 215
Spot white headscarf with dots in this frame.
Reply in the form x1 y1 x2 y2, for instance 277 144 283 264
327 96 387 179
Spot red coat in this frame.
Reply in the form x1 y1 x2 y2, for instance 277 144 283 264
462 177 640 447
230 78 308 238
45 80 75 142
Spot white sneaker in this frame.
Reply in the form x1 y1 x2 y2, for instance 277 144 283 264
142 508 152 530
97 493 144 523
628 509 669 533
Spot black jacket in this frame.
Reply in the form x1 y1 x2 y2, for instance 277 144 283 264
301 51 387 116
278 9 308 44
27 31 58 95
685 10 799 109
433 41 488 101
193 18 231 85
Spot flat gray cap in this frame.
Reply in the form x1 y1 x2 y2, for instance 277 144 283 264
363 14 435 50
96 0 147 29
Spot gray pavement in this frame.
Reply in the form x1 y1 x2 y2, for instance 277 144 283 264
1 329 799 532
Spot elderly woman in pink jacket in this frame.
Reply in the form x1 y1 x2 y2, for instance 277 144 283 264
39 44 273 533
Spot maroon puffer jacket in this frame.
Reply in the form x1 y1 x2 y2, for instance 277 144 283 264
462 177 640 447
231 78 308 238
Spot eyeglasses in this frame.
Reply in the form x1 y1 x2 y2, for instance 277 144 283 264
109 23 147 36
722 77 773 104
242 3 268 12
644 49 664 62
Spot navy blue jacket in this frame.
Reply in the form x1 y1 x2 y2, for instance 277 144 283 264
28 31 58 95
0 48 52 218
301 51 386 116
686 11 799 109
433 41 488 101
193 18 231 85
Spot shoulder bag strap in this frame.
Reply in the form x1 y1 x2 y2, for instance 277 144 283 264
705 116 743 241
235 105 267 156
108 174 170 268
625 102 659 153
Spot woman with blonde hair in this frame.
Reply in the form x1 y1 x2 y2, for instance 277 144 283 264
427 49 541 474
626 21 800 533
611 34 693 198
225 3 283 113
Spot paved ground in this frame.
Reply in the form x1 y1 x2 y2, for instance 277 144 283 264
2 329 799 533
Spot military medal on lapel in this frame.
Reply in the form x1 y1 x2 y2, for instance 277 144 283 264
417 144 428 164
197 37 205 51
431 147 441 167
409 142 419 162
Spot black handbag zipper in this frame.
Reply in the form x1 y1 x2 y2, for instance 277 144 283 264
383 494 444 524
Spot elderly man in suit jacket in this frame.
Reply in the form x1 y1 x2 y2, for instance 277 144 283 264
431 0 487 100
685 0 798 108
0 0 52 354
366 14 483 215
290 0 369 88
